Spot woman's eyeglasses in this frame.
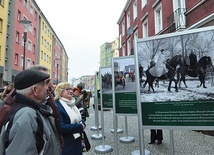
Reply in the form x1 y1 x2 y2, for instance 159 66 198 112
65 87 73 92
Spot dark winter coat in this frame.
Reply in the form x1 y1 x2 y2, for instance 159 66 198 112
55 100 84 155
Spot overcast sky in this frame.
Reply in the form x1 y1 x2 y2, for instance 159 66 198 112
35 0 127 79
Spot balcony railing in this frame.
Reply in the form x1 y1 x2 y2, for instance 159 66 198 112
167 8 186 33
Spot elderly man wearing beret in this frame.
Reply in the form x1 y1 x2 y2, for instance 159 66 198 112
0 69 61 155
28 65 64 149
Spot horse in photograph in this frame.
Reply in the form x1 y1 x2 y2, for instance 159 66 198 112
177 55 213 88
102 73 112 89
115 71 125 90
144 55 183 92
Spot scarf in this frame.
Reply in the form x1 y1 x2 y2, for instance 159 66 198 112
59 97 82 124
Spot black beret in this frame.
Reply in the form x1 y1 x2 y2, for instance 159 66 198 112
14 69 50 90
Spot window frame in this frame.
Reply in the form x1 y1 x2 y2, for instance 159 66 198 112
154 4 163 34
142 19 148 38
16 31 20 43
133 1 137 20
0 18 3 33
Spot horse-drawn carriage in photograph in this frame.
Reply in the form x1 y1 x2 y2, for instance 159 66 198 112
114 71 125 90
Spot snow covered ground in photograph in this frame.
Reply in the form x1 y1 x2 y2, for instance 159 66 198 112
140 79 214 102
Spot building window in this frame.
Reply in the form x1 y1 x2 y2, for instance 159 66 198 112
122 21 125 36
0 18 2 33
44 53 46 61
34 11 37 21
0 0 5 6
17 10 21 21
27 59 31 68
33 44 35 54
47 55 49 63
127 39 131 56
42 36 43 44
24 0 28 8
22 35 24 46
15 53 18 65
41 51 43 59
16 31 20 43
122 44 125 56
173 0 186 29
28 40 32 51
34 27 36 37
29 23 32 33
142 19 148 38
154 4 163 34
30 5 33 15
21 56 24 68
45 26 47 33
141 0 147 8
133 1 137 20
44 39 46 47
126 12 130 29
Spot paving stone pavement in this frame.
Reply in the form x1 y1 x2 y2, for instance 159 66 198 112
83 104 214 155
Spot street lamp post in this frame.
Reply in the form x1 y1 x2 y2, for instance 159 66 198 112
19 19 32 70
55 58 60 84
57 63 59 84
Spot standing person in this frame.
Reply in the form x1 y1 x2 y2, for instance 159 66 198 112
73 87 83 109
28 65 64 148
54 82 85 155
149 49 168 77
149 129 163 145
188 51 197 70
139 64 143 85
0 69 61 155
77 85 89 120
73 87 86 122
0 83 14 107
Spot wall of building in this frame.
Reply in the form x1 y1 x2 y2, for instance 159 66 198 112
0 0 9 87
0 0 68 85
117 0 214 57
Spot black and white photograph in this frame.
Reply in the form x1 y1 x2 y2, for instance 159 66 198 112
137 27 214 102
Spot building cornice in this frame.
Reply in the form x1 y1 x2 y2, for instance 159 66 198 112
185 0 207 15
117 0 132 24
188 13 214 29
141 12 148 22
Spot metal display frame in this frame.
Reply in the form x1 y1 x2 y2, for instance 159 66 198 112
94 68 113 154
135 26 214 155
91 71 102 140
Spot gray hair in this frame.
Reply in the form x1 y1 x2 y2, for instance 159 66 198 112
16 87 32 95
16 83 41 95
28 65 48 72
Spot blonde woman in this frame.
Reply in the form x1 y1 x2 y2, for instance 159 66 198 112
54 82 85 155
